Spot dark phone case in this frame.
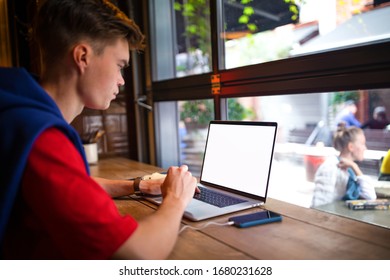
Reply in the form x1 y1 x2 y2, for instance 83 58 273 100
229 211 282 228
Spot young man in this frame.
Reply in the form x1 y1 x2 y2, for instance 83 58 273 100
0 0 197 259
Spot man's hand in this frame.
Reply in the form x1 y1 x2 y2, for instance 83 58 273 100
113 165 198 259
161 165 197 208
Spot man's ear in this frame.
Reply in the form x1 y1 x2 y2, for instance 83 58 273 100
72 43 92 73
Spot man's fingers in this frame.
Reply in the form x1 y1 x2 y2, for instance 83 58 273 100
179 165 189 172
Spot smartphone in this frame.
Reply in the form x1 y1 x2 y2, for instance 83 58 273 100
228 210 282 228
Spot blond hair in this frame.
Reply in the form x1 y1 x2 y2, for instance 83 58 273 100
333 126 363 152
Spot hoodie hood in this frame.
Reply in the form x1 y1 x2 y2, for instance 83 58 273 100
0 67 89 243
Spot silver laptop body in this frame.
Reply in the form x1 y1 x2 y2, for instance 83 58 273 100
146 120 278 221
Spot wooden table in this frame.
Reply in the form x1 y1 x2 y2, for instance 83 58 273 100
90 157 390 260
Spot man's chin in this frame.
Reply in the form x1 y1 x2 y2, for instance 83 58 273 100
86 102 111 111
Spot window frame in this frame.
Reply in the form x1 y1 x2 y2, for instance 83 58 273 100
151 41 390 100
145 0 390 168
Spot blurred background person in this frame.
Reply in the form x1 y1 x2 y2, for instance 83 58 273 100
311 126 376 207
361 106 389 130
334 100 361 128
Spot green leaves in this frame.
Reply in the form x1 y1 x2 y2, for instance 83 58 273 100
238 3 256 31
243 6 254 16
238 15 249 24
186 24 197 34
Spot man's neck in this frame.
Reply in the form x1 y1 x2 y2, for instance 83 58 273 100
40 79 84 123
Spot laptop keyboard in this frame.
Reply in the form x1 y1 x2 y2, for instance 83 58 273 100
194 186 247 208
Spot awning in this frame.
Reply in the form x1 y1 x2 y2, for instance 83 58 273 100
290 5 390 56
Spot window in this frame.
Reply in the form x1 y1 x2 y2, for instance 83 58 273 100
174 0 212 77
179 99 214 173
149 0 212 81
221 0 390 69
227 89 390 207
146 0 390 211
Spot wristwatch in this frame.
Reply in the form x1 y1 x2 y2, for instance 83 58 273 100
133 176 143 196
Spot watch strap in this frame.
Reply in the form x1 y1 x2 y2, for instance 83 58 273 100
133 176 143 196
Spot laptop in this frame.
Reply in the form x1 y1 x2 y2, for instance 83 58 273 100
146 120 278 221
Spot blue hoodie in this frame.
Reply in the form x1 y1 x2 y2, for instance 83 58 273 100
0 67 89 244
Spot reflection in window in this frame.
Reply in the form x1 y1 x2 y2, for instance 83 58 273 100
221 0 390 69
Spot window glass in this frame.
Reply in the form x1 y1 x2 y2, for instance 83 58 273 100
179 99 214 174
225 89 390 207
171 90 389 209
178 98 254 174
221 0 390 69
149 0 212 81
174 0 212 77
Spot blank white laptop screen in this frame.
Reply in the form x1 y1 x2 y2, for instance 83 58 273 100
200 122 276 198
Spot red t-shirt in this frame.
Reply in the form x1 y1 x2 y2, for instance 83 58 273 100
3 128 137 259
